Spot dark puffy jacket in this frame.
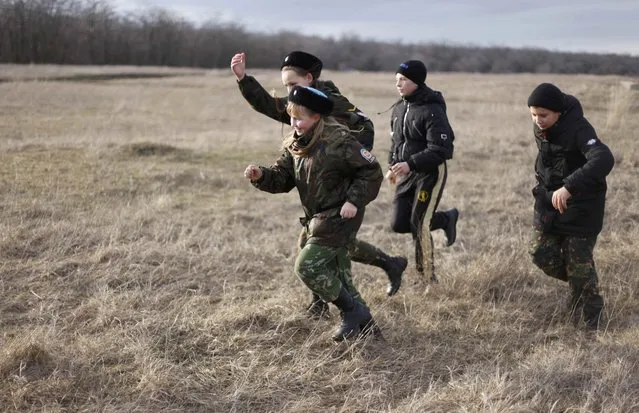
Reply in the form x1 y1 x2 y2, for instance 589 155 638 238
532 94 615 236
238 76 375 150
389 85 455 172
253 124 383 247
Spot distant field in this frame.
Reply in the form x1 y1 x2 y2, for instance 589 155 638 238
0 64 638 412
0 64 208 82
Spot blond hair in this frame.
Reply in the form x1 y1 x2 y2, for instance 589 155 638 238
283 102 348 157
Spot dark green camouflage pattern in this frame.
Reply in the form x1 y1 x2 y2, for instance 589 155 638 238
529 229 598 288
294 244 365 304
238 76 375 150
529 229 604 327
298 221 385 264
346 236 387 265
253 124 382 247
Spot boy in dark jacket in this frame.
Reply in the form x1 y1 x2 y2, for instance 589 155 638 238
232 51 407 304
527 83 614 330
386 60 459 282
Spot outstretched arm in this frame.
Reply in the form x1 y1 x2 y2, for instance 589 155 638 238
231 53 291 125
245 150 296 194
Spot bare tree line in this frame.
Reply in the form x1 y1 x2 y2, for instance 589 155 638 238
1 0 637 75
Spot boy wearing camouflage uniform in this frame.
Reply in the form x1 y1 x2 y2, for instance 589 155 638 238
527 83 615 330
231 51 407 307
244 86 383 341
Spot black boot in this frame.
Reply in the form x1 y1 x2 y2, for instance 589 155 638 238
415 239 424 274
360 318 384 340
386 256 408 296
582 293 605 330
566 292 584 324
443 208 459 247
331 288 372 342
372 254 408 297
306 293 329 319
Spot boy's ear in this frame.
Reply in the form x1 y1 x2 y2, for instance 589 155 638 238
306 72 314 83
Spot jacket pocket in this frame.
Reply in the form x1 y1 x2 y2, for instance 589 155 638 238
308 209 346 242
532 186 557 232
555 200 588 227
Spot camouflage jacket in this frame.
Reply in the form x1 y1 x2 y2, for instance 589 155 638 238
238 75 375 150
252 124 383 247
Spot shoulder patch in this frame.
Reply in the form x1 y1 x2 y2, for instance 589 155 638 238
586 138 597 146
356 110 369 120
360 148 376 163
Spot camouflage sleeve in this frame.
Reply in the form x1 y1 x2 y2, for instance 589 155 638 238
407 105 454 173
324 84 374 150
237 75 291 125
342 138 383 208
252 150 296 194
329 92 361 124
563 125 614 195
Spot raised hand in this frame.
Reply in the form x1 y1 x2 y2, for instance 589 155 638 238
230 52 247 81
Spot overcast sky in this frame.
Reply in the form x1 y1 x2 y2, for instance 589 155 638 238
113 0 639 56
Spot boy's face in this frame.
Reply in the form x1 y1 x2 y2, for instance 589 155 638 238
529 106 561 130
282 69 313 93
395 73 418 97
290 110 320 136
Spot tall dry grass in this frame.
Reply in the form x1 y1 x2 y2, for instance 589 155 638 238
0 66 638 412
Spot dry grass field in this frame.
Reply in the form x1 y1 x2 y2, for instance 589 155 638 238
0 64 638 412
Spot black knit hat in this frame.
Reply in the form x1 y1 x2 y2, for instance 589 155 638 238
527 83 565 112
288 86 333 115
281 51 323 79
396 60 427 85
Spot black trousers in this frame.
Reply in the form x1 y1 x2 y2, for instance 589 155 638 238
390 163 448 275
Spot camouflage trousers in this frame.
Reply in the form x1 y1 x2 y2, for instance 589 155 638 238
294 243 365 305
298 227 383 266
529 229 601 298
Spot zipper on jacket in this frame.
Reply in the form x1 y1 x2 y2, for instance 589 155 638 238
400 103 410 161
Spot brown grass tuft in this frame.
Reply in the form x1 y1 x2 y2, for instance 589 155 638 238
0 341 55 380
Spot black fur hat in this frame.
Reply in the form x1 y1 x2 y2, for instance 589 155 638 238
288 86 333 115
281 51 323 79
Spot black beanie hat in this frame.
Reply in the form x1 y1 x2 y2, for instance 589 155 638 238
288 86 334 115
396 60 427 85
527 83 565 112
281 51 323 79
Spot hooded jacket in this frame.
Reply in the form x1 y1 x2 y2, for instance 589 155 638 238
389 85 455 172
238 75 375 150
253 123 383 247
532 94 614 236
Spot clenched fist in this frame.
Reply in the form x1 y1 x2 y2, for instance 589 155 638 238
244 165 262 182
